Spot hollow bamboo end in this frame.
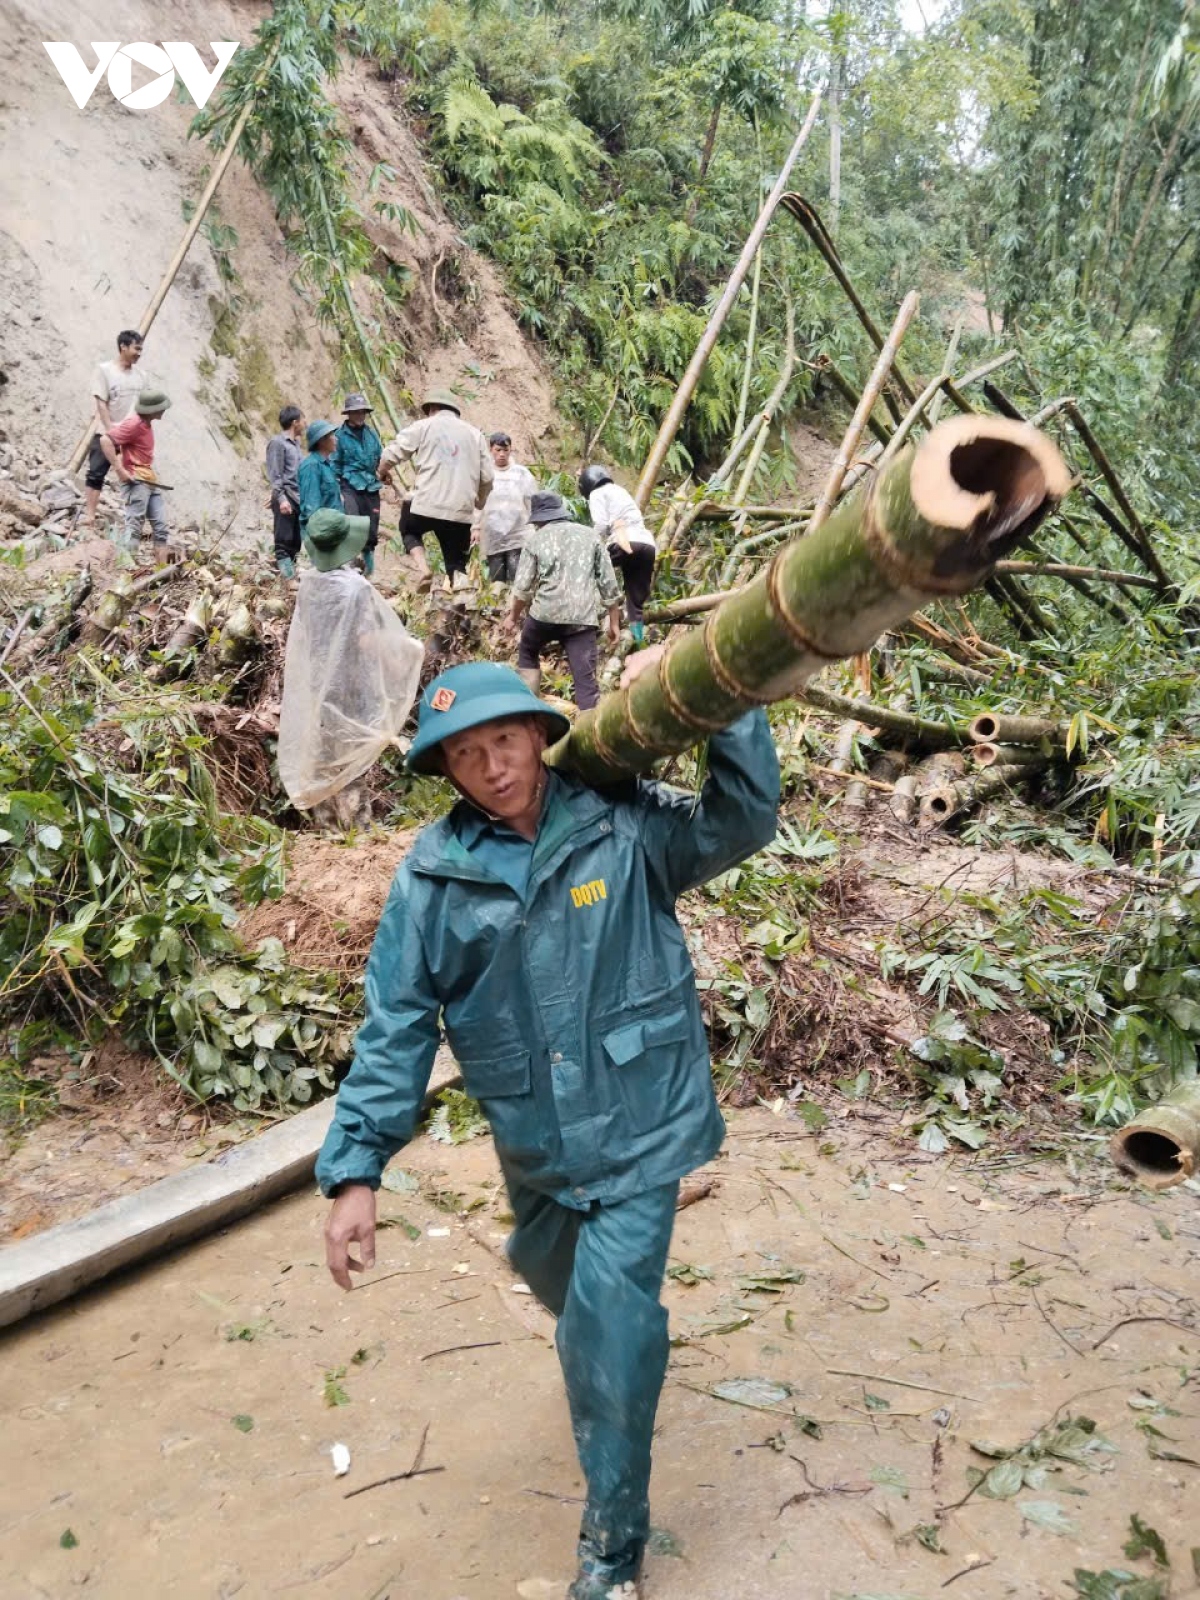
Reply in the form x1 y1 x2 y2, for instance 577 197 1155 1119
919 784 958 827
973 742 1001 768
1110 1122 1197 1190
970 714 999 742
909 417 1071 552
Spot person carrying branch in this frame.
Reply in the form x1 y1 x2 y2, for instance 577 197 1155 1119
317 652 781 1599
578 465 657 645
507 490 622 710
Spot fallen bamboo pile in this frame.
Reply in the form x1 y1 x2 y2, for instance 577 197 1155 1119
797 692 1081 830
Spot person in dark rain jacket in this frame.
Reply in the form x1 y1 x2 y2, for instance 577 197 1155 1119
316 654 780 1599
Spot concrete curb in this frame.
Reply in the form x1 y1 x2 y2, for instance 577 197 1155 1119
0 1060 463 1330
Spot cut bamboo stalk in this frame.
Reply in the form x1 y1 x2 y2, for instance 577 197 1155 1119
972 741 1053 768
819 356 893 445
1111 1082 1200 1190
970 762 1039 804
553 418 1069 785
829 720 858 774
634 89 823 508
808 292 920 537
804 684 968 751
890 772 918 824
919 784 960 829
969 712 1067 745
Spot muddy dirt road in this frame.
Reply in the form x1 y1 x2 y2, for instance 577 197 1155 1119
2 1108 1197 1599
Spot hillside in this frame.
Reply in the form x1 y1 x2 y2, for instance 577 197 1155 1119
0 0 559 538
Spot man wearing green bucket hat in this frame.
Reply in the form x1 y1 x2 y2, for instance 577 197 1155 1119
297 420 344 549
317 656 780 1597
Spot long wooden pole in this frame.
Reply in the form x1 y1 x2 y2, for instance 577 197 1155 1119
633 88 823 509
807 291 920 536
66 55 276 475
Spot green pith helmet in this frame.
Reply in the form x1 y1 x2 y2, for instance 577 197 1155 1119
406 661 571 774
306 419 338 450
303 508 371 572
135 389 171 417
421 388 462 415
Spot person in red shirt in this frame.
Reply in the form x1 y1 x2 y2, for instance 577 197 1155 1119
101 390 171 551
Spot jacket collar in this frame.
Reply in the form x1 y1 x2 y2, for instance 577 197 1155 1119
408 772 612 887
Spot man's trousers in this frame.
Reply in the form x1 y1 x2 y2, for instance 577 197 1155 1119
506 1179 678 1564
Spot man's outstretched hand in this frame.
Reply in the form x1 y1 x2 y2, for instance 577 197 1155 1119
325 1183 377 1290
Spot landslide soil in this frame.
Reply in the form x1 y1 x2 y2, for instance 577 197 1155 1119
1 1108 1197 1599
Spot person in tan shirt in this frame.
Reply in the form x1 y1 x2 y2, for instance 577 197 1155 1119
379 389 493 591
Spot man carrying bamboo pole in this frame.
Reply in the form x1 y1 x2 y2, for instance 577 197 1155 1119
317 654 780 1598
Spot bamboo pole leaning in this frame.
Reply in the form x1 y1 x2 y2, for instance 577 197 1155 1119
807 292 921 537
551 416 1071 785
66 48 279 475
634 88 823 509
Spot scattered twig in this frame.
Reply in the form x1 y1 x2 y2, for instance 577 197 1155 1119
777 1456 872 1514
419 1340 503 1362
1030 1285 1084 1355
343 1422 443 1499
824 1368 980 1402
1090 1313 1198 1351
524 1487 586 1505
942 1558 996 1588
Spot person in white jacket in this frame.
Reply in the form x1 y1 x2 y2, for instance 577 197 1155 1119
578 464 656 643
379 389 494 591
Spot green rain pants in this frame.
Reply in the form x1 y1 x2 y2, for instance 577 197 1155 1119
507 1179 680 1562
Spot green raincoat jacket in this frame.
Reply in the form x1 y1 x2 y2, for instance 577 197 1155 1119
316 711 780 1207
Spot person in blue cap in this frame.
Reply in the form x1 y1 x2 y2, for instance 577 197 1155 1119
317 653 780 1598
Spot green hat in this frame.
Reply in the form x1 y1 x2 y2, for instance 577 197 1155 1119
407 662 571 774
303 508 371 572
421 388 462 415
306 419 338 450
135 389 171 417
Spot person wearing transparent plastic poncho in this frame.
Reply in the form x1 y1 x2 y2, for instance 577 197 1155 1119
278 509 425 829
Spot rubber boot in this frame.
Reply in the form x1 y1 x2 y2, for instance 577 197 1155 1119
277 556 296 579
629 621 645 645
518 666 541 695
567 1538 644 1599
362 549 375 577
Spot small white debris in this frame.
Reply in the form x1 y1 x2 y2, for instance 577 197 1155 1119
427 1227 451 1238
511 1283 533 1295
331 1442 351 1477
887 1182 908 1193
453 1262 471 1274
479 1494 491 1504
